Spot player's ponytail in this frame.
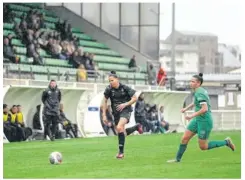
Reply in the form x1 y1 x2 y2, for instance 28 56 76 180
193 73 204 85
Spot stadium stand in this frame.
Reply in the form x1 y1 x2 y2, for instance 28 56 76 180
3 3 148 84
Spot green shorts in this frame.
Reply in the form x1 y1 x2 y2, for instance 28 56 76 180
187 117 213 140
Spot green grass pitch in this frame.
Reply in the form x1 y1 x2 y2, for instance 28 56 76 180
4 131 241 178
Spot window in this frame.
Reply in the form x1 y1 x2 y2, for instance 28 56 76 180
166 61 170 67
140 3 159 25
82 3 100 27
121 3 139 25
101 3 119 38
140 26 158 59
120 26 139 50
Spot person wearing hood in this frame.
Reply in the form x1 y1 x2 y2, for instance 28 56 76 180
42 80 61 141
134 93 150 132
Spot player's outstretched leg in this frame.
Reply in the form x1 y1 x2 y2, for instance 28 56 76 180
126 123 143 135
206 137 235 151
167 130 196 163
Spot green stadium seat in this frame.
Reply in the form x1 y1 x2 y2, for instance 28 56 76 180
44 58 72 68
73 33 93 41
79 41 108 49
97 63 134 72
12 39 24 46
93 56 130 65
72 28 81 33
3 30 16 36
14 46 51 57
3 23 14 30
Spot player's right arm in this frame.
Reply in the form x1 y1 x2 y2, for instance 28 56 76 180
102 86 110 124
181 102 194 113
41 89 48 104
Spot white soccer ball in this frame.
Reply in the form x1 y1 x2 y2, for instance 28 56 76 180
49 152 62 165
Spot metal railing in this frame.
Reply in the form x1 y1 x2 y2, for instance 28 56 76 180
184 110 241 131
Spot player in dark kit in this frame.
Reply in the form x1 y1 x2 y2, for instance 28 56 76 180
102 71 143 159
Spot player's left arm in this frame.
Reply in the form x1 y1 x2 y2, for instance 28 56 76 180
125 94 137 106
124 85 138 106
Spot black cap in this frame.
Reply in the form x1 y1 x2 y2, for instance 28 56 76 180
3 104 7 109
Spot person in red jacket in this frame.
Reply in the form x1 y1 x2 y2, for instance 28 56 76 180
157 68 167 86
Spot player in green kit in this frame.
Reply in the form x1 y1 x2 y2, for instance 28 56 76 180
167 73 235 163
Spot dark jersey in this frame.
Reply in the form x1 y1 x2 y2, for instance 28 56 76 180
104 83 136 114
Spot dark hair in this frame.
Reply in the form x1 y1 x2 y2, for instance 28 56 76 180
193 73 203 85
109 71 118 78
3 104 7 109
12 105 17 108
17 105 21 107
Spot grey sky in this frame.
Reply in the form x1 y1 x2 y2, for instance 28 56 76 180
160 1 242 46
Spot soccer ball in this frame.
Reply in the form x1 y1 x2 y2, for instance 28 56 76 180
49 152 62 165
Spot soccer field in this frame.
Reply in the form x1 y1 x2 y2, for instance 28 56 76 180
4 131 241 179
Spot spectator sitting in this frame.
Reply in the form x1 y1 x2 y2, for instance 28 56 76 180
52 39 66 60
148 64 157 85
72 36 80 49
3 37 19 63
100 106 117 136
158 105 170 133
39 13 46 29
157 67 167 86
135 93 150 132
9 105 25 141
4 33 14 47
128 55 140 72
32 104 41 130
76 64 87 82
82 52 89 64
3 104 16 142
27 43 43 65
71 50 82 68
14 22 23 39
16 105 33 139
59 104 78 138
85 56 95 76
44 37 54 55
77 48 85 65
55 18 63 33
64 24 73 41
3 4 15 23
16 105 25 128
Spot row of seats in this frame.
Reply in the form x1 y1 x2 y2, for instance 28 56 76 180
4 63 147 81
4 3 147 82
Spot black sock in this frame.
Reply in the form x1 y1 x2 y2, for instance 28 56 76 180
118 132 125 154
126 124 139 136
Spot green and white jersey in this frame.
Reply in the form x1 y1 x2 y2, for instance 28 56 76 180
194 87 212 120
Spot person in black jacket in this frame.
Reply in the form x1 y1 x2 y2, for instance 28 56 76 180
3 104 16 142
42 80 61 141
102 71 143 159
59 104 78 138
134 93 150 132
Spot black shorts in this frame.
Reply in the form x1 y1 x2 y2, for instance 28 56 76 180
113 109 131 126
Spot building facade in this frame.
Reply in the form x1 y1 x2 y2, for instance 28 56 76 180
160 43 199 73
164 31 220 73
